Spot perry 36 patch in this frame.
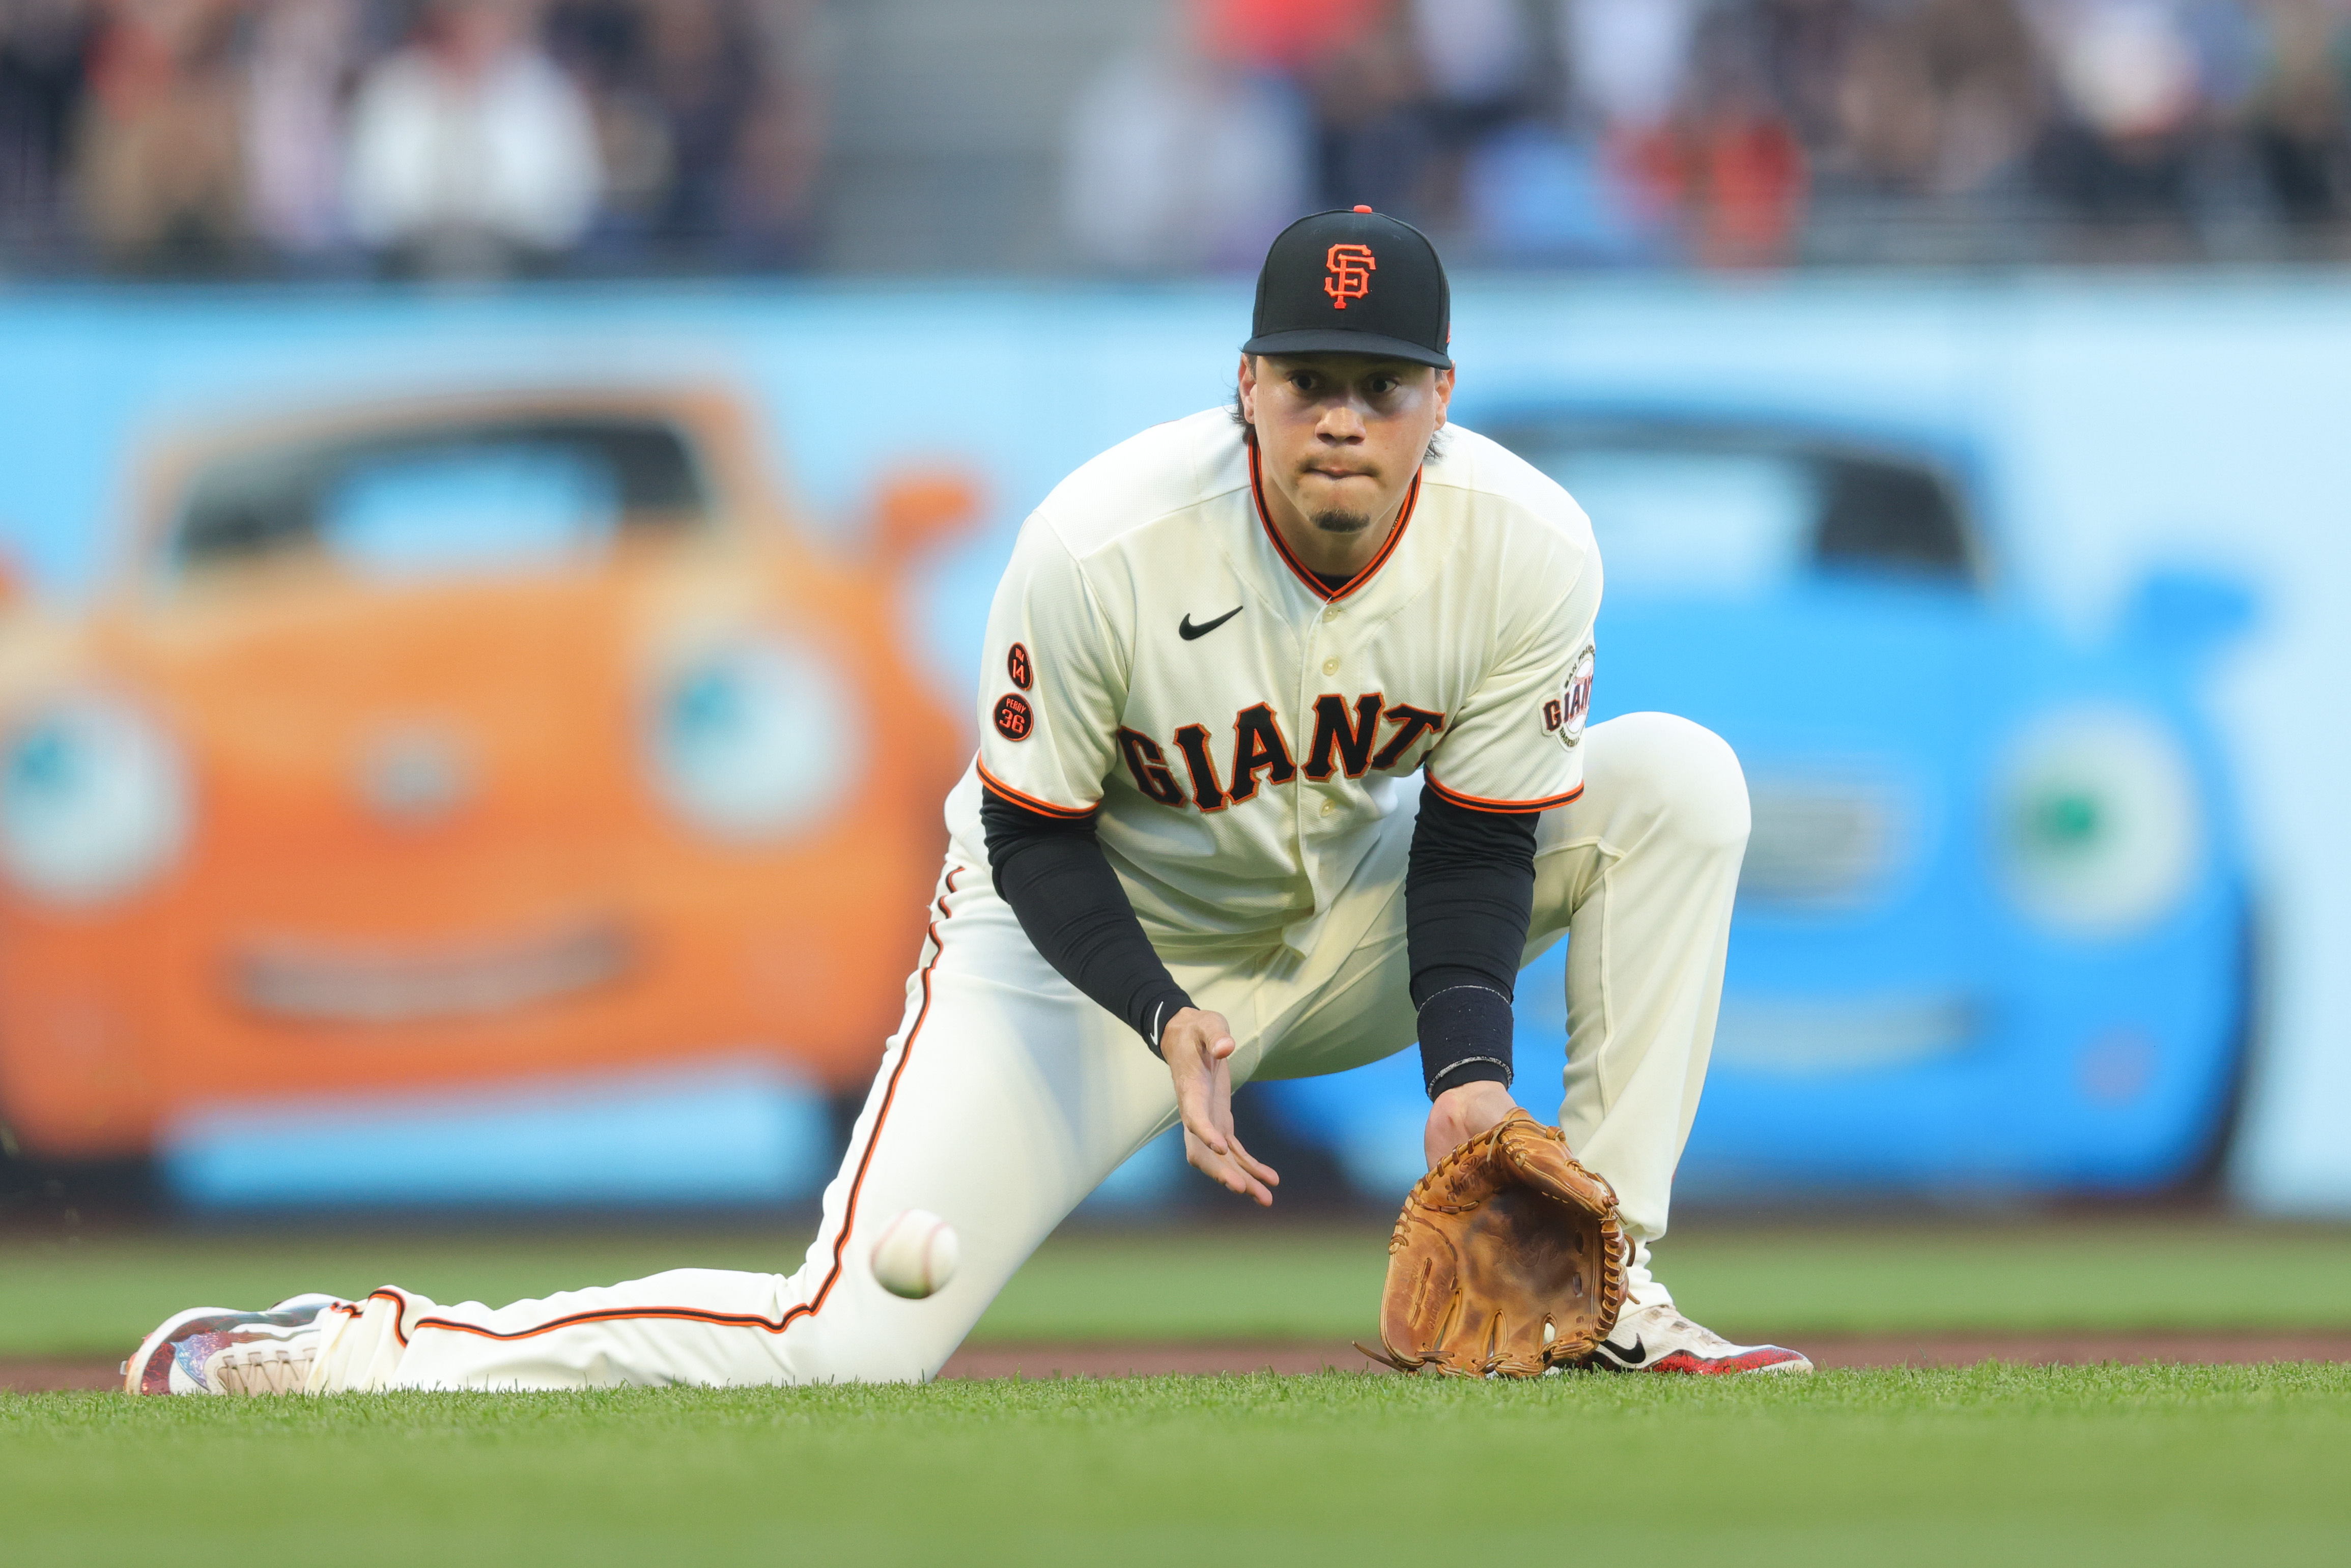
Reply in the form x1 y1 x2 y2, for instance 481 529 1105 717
993 693 1034 741
1543 647 1594 748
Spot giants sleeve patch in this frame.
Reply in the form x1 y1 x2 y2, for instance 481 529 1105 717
1543 647 1594 749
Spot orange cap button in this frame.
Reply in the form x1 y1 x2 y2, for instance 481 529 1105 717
1353 205 1373 213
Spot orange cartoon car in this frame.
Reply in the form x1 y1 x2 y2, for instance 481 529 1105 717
0 387 977 1163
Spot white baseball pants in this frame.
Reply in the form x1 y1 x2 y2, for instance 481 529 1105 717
306 712 1747 1392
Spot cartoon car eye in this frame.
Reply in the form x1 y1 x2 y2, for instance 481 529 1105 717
1995 706 2202 938
645 637 865 842
0 695 190 906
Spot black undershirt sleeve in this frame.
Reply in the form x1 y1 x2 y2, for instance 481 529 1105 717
980 786 1195 1054
1407 789 1540 1099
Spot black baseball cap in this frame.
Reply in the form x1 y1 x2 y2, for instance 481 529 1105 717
1242 206 1453 370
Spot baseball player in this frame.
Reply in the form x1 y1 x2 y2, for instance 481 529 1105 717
127 208 1810 1395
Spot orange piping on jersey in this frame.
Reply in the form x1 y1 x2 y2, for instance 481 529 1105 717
403 870 967 1348
1248 443 1421 603
366 1288 414 1348
975 761 1098 820
1424 775 1587 814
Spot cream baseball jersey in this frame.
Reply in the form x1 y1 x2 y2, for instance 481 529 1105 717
962 407 1601 958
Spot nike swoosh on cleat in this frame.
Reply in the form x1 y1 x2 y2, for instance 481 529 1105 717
1601 1335 1649 1366
1179 606 1243 640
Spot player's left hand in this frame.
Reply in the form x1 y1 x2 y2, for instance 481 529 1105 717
1424 1078 1521 1170
1160 1006 1281 1206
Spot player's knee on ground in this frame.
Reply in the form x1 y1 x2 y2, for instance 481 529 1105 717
1604 712 1750 854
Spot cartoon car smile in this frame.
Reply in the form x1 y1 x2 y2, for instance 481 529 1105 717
0 387 976 1174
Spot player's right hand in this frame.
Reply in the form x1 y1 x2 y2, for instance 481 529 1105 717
1161 1007 1281 1207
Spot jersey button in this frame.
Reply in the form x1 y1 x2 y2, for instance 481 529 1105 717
1319 800 1337 818
1321 606 1340 622
1321 656 1340 675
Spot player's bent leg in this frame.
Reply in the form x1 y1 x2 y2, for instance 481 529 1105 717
1237 713 1742 1253
223 862 1177 1393
1522 714 1805 1373
1245 730 1802 1376
1527 710 1747 1257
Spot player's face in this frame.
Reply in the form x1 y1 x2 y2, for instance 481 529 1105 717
1241 354 1453 563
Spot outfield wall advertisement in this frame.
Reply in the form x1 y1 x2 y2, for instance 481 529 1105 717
0 274 2343 1211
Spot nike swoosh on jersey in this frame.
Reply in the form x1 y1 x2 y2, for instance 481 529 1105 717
1179 606 1244 640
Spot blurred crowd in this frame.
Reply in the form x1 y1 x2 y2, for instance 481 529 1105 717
1068 0 2351 269
0 0 825 274
5 0 2351 276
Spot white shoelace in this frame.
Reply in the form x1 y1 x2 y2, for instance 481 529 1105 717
213 1342 314 1395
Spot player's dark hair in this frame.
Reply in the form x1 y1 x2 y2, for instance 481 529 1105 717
1230 362 1450 465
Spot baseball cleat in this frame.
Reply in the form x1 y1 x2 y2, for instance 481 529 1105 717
1589 1302 1813 1375
123 1293 346 1396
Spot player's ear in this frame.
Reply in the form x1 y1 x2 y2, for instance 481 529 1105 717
1237 354 1258 421
1432 366 1454 428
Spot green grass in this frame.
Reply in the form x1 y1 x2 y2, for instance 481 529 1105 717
6 1216 2350 1358
6 1365 2350 1565
9 1222 2350 1562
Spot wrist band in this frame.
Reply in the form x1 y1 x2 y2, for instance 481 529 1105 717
1417 983 1516 1098
1426 1056 1514 1095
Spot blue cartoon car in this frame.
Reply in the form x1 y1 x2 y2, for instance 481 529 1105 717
1260 410 2256 1200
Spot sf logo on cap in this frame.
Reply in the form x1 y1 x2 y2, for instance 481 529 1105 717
1324 243 1375 309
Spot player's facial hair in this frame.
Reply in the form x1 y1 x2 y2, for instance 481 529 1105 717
1310 507 1375 536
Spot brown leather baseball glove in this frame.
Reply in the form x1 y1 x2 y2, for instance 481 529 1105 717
1362 1109 1628 1377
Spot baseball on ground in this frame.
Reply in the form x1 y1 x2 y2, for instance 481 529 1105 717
869 1209 959 1299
